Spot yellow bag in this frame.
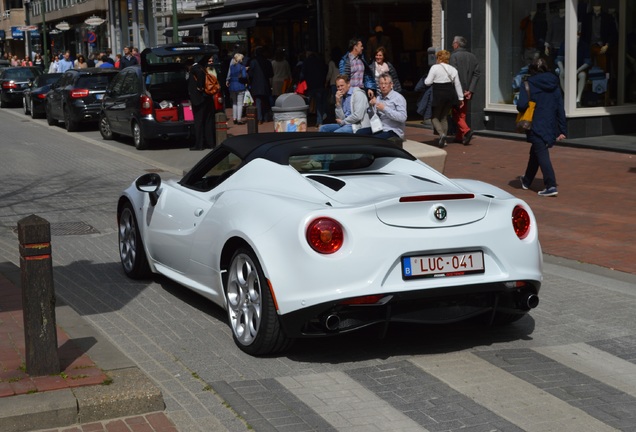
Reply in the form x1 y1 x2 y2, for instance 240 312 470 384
515 81 535 133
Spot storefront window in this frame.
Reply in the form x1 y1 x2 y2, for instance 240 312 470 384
489 0 631 111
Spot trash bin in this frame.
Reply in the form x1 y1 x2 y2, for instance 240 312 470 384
272 93 308 132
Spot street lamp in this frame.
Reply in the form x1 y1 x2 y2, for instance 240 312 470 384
172 0 179 43
24 0 49 68
40 0 48 67
24 0 48 67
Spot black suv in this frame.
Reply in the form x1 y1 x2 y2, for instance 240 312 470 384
99 43 218 150
1 67 42 108
46 68 119 132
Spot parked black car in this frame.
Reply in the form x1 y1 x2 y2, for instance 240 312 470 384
22 73 63 118
99 43 218 150
0 67 42 108
46 68 119 132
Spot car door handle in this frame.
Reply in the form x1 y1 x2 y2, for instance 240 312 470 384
194 208 204 217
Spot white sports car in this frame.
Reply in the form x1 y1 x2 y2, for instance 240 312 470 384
118 133 542 356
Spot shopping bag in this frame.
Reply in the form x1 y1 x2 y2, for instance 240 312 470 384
243 89 254 106
369 107 383 133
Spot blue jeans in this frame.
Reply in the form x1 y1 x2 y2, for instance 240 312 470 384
524 135 557 189
356 127 400 140
319 123 354 133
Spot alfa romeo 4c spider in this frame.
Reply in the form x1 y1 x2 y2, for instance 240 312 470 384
118 133 542 355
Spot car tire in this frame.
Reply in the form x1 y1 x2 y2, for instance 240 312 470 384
132 121 149 150
64 106 79 132
226 248 292 356
46 104 57 126
30 100 38 119
118 202 151 279
23 96 29 115
0 96 7 108
99 114 115 140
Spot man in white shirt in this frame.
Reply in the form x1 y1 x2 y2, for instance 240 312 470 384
356 72 407 141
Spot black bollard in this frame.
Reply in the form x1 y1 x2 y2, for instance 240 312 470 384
215 111 228 145
18 214 60 376
246 105 258 134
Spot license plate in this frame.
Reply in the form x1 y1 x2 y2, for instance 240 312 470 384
402 251 485 279
96 93 103 100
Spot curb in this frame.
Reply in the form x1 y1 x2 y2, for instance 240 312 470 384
403 139 447 173
0 265 165 432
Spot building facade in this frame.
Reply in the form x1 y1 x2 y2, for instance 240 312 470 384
445 0 636 138
3 0 634 139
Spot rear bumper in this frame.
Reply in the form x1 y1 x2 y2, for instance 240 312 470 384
278 280 541 338
1 91 24 103
139 117 195 140
69 102 102 122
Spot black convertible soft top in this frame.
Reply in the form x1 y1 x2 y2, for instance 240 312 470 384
218 133 416 163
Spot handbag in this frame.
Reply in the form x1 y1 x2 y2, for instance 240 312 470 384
515 81 535 133
214 93 224 111
295 80 307 95
440 64 460 107
281 78 293 93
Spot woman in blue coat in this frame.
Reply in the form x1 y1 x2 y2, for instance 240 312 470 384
517 58 566 197
226 53 248 125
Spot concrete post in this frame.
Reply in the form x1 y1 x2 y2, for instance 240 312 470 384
17 214 60 376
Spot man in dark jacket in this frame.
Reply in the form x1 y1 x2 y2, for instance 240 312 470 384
450 36 480 145
339 38 376 99
119 46 138 69
248 47 274 123
301 51 328 127
187 56 216 150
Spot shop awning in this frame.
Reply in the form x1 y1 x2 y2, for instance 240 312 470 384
205 3 305 31
163 16 206 38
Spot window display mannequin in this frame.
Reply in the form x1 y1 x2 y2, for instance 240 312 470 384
520 8 547 64
581 2 617 72
556 33 592 107
545 7 566 63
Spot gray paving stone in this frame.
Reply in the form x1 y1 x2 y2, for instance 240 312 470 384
346 360 523 431
476 348 636 431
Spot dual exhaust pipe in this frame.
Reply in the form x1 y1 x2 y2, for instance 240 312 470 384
321 293 539 331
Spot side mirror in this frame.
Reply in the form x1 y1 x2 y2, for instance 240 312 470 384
135 173 162 206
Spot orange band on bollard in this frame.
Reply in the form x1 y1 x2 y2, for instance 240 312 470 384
25 255 52 260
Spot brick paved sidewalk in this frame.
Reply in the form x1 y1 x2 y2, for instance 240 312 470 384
405 125 636 275
32 412 177 432
0 274 108 397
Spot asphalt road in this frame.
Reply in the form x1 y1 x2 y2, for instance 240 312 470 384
2 107 636 432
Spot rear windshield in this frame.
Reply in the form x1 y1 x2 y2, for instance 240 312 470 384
77 75 115 89
4 69 38 80
290 153 375 173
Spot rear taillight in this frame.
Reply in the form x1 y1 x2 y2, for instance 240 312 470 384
140 95 153 116
2 81 17 90
37 93 47 99
70 89 90 98
512 205 531 239
306 217 344 254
